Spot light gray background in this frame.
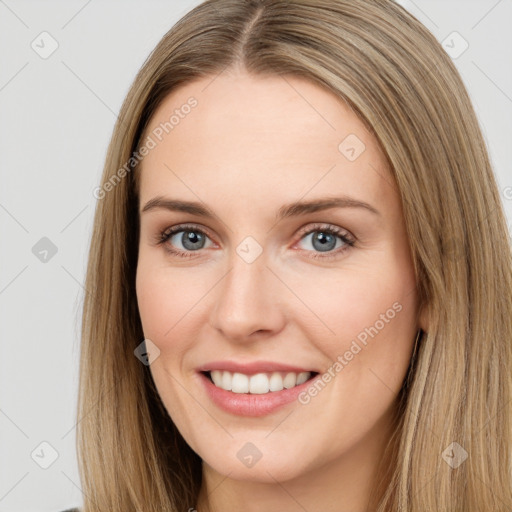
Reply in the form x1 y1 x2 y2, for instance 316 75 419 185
0 1 510 511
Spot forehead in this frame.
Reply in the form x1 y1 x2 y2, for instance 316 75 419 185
137 71 395 215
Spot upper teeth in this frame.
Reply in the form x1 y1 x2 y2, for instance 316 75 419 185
209 370 311 394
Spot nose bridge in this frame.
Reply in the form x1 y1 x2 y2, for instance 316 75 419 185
210 242 284 339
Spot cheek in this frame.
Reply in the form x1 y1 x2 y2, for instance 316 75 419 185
291 257 418 402
291 261 417 443
135 262 205 433
293 260 416 345
135 255 207 341
136 267 170 340
135 258 217 397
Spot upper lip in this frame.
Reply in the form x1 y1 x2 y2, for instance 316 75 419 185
196 360 318 375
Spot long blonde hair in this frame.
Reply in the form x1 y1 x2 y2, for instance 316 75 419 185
78 0 512 510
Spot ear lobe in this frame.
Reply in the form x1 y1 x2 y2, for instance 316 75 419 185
418 303 429 332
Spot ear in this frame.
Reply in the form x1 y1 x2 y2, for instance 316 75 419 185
418 302 429 332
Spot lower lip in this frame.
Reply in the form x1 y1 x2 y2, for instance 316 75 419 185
197 371 319 417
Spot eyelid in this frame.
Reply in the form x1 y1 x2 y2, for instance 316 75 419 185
294 222 355 243
157 223 216 245
291 222 355 260
158 222 354 242
156 221 355 259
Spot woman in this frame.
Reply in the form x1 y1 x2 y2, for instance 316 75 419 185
75 0 512 510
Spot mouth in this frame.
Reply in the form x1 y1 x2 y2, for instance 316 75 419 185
200 370 320 395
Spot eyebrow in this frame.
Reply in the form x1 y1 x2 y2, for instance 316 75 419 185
141 195 380 219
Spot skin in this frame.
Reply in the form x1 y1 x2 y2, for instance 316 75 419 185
135 68 428 512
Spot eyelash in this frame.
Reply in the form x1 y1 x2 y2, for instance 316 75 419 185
155 223 356 261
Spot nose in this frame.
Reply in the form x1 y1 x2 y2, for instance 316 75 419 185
209 248 286 342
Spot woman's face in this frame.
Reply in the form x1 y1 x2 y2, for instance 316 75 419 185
136 70 425 484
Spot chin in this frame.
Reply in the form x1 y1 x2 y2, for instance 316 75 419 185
202 447 312 483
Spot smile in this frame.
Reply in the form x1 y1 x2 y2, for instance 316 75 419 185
205 370 316 394
197 370 321 417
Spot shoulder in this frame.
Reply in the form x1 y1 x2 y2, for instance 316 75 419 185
59 509 79 512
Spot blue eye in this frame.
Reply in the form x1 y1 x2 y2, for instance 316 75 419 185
295 224 355 259
157 224 213 258
156 223 355 260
